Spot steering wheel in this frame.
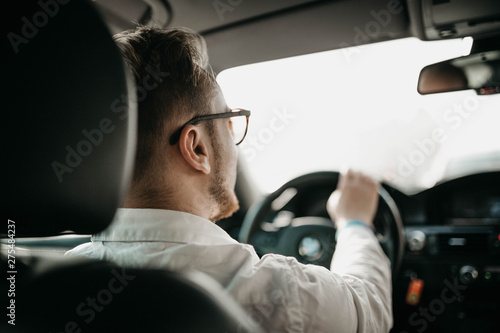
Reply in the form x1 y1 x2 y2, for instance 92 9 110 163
239 171 405 276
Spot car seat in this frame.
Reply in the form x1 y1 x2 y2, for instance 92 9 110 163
1 1 262 332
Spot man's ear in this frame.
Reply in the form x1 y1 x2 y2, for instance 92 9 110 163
178 125 211 174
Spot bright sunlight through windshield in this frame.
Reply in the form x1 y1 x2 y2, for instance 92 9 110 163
217 37 500 194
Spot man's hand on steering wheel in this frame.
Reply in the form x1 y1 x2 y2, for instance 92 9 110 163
326 170 380 229
240 170 404 275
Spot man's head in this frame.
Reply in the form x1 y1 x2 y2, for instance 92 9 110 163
115 26 240 221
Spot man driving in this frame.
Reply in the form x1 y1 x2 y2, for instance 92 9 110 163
66 26 392 332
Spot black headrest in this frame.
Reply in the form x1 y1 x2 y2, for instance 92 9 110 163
2 0 137 236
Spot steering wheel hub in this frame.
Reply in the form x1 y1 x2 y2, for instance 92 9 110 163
298 236 323 261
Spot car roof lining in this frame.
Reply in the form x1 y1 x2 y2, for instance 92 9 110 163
200 0 410 73
93 0 411 73
92 0 500 73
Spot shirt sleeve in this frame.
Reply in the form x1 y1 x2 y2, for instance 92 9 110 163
230 226 392 333
330 225 393 332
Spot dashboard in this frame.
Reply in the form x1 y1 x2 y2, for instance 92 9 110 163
237 171 500 332
445 191 500 226
388 172 500 332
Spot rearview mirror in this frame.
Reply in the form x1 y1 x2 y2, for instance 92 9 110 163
418 51 500 95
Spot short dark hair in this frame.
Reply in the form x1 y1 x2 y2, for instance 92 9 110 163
113 26 217 188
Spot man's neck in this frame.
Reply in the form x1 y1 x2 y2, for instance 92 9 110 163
122 187 214 221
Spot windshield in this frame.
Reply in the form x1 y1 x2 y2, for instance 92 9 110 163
217 37 500 195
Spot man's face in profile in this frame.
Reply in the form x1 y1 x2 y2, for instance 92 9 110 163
205 85 240 221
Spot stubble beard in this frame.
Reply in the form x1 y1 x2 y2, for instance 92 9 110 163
208 133 240 222
209 156 240 221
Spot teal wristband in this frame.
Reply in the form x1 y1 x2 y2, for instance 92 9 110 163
335 220 372 241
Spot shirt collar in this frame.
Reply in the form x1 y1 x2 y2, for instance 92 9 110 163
92 208 238 245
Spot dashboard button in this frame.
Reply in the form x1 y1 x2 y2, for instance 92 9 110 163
406 230 427 252
459 265 479 284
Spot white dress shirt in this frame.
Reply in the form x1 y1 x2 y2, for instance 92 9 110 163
66 208 392 332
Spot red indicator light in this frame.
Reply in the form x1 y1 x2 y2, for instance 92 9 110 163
498 234 500 241
406 278 424 306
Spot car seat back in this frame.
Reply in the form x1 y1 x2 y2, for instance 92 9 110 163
1 1 262 332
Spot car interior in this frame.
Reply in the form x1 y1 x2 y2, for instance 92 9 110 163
2 0 500 332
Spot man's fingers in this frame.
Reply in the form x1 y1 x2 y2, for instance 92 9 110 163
358 172 378 189
336 169 354 191
328 170 380 229
336 173 345 191
346 170 379 189
327 190 341 219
